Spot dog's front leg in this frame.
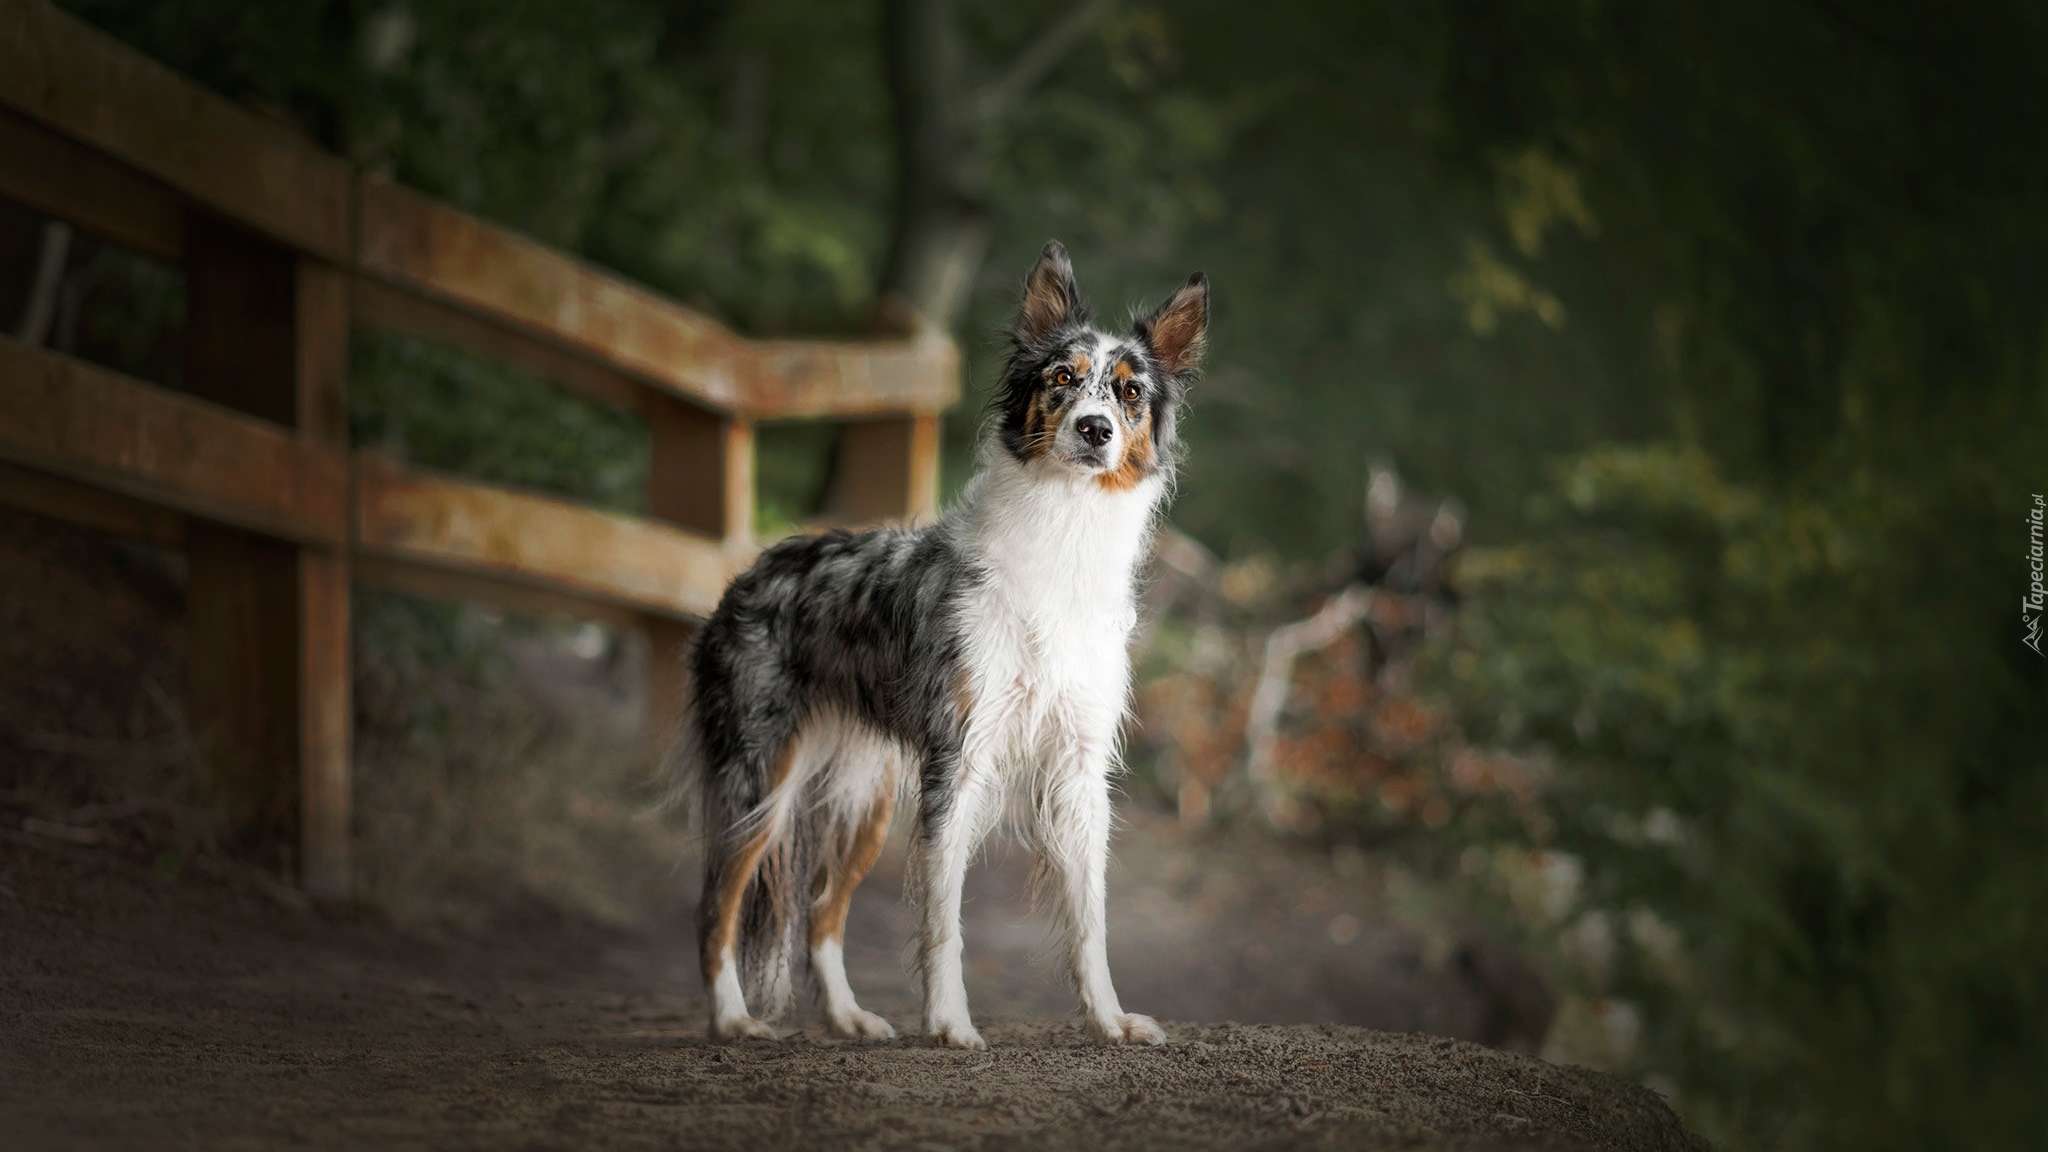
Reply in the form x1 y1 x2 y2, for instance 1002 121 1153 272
1038 757 1167 1046
911 751 998 1050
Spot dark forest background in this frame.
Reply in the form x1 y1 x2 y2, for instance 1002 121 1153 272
39 1 2048 1147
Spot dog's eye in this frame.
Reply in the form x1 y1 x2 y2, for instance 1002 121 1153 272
1121 381 1142 403
1053 368 1073 387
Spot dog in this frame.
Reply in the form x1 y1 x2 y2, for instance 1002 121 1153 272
678 240 1207 1049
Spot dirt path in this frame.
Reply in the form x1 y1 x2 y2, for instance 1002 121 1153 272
843 814 1553 1050
1 831 1702 1151
0 511 1697 1148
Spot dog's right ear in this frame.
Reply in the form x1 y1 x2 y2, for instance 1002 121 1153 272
1016 240 1079 345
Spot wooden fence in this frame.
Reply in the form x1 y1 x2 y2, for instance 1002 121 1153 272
0 0 957 899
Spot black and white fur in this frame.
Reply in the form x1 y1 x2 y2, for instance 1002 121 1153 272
680 241 1208 1048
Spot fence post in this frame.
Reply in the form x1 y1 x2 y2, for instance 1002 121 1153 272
644 394 755 754
295 260 352 901
182 212 353 897
829 413 941 524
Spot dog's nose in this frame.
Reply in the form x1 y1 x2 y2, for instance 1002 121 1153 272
1075 415 1114 447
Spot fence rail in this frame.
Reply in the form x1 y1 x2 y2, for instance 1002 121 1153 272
0 0 956 898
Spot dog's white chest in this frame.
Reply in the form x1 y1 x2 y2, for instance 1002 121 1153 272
952 459 1161 753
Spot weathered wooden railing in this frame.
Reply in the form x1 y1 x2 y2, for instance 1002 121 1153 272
0 0 956 898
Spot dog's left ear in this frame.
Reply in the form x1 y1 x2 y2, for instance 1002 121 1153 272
1138 273 1209 378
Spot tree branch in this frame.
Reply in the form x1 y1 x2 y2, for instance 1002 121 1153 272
974 0 1115 124
12 221 71 347
1243 584 1376 827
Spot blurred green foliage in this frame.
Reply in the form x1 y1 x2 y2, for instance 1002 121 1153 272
1440 446 2045 1149
56 0 2047 1147
1420 4 2048 1148
350 333 650 512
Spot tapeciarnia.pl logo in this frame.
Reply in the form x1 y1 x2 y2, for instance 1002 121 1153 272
2027 494 2045 656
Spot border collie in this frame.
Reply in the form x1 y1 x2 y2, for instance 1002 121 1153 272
679 241 1207 1048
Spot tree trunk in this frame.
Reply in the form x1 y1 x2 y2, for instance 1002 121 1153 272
873 0 1111 336
873 0 991 337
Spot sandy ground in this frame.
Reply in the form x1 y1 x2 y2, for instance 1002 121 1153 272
0 818 1703 1152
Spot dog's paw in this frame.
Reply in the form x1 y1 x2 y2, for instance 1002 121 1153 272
827 1007 898 1040
924 1017 987 1050
1090 1012 1167 1046
710 1014 778 1043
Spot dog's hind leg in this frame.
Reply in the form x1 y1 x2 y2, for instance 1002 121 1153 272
809 781 897 1039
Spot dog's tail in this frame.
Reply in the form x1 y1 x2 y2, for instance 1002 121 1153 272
729 812 813 1020
685 728 817 1023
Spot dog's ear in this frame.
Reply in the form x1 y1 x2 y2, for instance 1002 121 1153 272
1016 240 1080 344
1138 272 1208 378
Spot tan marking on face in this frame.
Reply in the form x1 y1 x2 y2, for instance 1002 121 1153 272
1113 360 1135 383
1021 387 1057 460
1095 405 1156 492
700 741 797 982
1072 354 1092 379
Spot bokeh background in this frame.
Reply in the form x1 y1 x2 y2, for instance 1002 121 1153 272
5 2 2046 1149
